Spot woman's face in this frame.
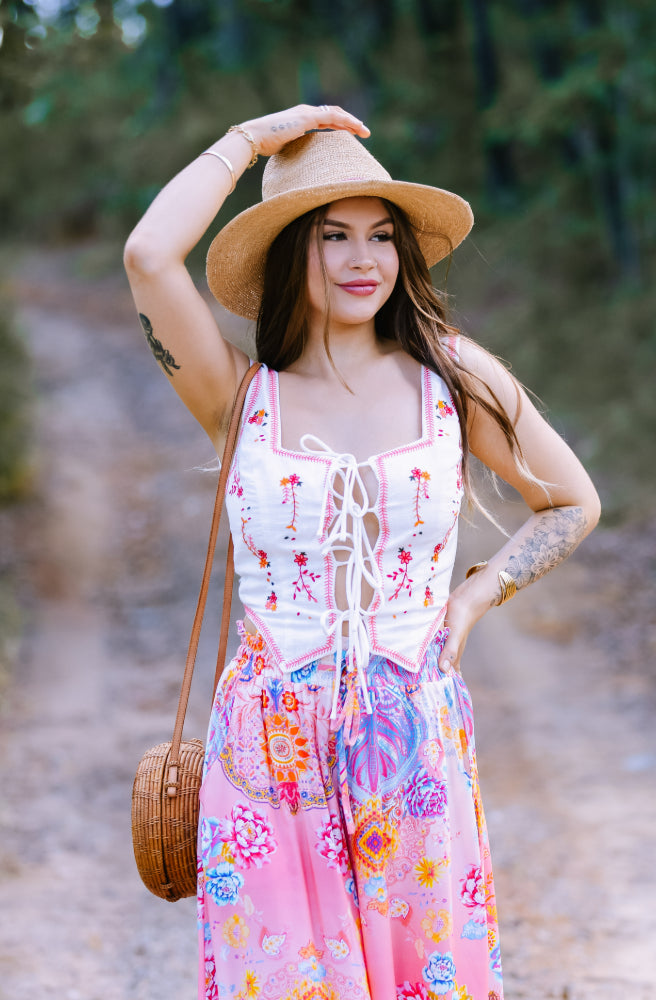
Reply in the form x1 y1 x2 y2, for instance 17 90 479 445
306 197 399 327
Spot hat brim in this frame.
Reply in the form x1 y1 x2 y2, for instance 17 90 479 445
206 179 474 321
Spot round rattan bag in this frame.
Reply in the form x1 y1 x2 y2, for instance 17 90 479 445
130 364 260 903
131 738 205 901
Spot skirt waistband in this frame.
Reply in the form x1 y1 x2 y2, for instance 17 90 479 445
234 619 451 688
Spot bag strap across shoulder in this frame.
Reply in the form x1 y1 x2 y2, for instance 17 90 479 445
165 362 261 798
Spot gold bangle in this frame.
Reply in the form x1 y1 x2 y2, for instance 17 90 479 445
227 124 259 168
497 570 517 605
199 150 236 193
466 561 517 605
465 561 487 579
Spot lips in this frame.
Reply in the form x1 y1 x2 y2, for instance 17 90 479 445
338 280 380 296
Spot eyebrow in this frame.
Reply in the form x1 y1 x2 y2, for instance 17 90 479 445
323 217 394 229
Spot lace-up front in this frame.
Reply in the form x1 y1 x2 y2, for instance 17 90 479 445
223 362 464 710
299 434 384 728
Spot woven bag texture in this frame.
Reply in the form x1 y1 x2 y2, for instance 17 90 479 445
131 738 204 902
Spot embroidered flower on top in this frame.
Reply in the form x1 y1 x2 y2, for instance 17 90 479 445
247 408 268 426
388 546 413 600
409 467 431 527
229 468 244 498
435 399 454 419
292 550 321 602
247 408 268 444
280 473 303 532
241 515 269 570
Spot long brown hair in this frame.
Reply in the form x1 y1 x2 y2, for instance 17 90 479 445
256 200 540 513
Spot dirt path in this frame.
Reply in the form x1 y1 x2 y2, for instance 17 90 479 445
0 249 654 1000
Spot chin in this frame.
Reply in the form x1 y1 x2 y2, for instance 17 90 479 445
332 298 386 325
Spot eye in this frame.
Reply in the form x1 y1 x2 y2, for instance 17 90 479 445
372 231 394 242
323 231 347 241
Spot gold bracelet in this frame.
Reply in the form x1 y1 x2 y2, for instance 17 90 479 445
199 150 236 193
227 124 259 168
465 561 487 579
465 561 517 605
497 570 517 605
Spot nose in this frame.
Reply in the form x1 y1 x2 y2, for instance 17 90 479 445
349 247 377 270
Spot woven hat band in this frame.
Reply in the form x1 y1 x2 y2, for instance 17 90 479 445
261 131 392 201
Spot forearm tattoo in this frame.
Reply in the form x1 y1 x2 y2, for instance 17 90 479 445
504 506 587 590
139 313 180 376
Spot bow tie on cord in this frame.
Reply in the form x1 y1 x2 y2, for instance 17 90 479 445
300 435 385 731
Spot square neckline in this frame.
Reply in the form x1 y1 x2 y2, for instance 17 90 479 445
271 363 431 465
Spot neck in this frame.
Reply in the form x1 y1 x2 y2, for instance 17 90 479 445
293 316 388 379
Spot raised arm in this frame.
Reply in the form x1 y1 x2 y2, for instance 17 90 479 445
439 339 601 673
123 105 369 450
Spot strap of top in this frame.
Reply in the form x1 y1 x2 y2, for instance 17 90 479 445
446 330 461 360
165 362 261 798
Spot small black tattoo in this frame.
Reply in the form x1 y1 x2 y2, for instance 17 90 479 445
139 313 180 376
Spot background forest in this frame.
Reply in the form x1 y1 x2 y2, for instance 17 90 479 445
1 0 655 506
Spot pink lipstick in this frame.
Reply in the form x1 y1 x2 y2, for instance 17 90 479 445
338 280 379 296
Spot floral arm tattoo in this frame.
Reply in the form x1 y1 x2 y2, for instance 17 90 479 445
504 506 588 591
139 313 180 376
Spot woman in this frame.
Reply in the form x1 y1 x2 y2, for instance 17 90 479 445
124 105 600 1000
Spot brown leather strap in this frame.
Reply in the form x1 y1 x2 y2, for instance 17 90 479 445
213 534 235 698
165 362 260 797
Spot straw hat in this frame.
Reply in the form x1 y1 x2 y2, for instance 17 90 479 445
206 130 474 321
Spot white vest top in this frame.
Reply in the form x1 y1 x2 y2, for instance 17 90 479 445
225 361 463 710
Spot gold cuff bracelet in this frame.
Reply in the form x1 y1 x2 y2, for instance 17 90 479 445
464 561 517 606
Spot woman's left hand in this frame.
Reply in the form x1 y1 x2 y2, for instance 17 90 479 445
438 590 487 675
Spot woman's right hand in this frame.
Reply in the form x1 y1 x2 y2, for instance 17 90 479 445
239 104 370 159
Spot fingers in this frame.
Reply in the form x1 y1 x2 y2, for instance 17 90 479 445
438 631 462 675
316 104 370 137
243 105 369 158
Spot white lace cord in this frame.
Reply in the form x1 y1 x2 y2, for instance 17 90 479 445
300 435 385 723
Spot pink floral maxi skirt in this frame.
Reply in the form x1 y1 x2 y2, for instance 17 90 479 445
197 626 503 1000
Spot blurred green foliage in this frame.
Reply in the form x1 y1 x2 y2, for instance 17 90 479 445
0 0 654 512
0 292 31 502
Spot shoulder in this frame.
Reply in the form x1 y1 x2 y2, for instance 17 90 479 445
456 336 523 423
457 335 507 380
